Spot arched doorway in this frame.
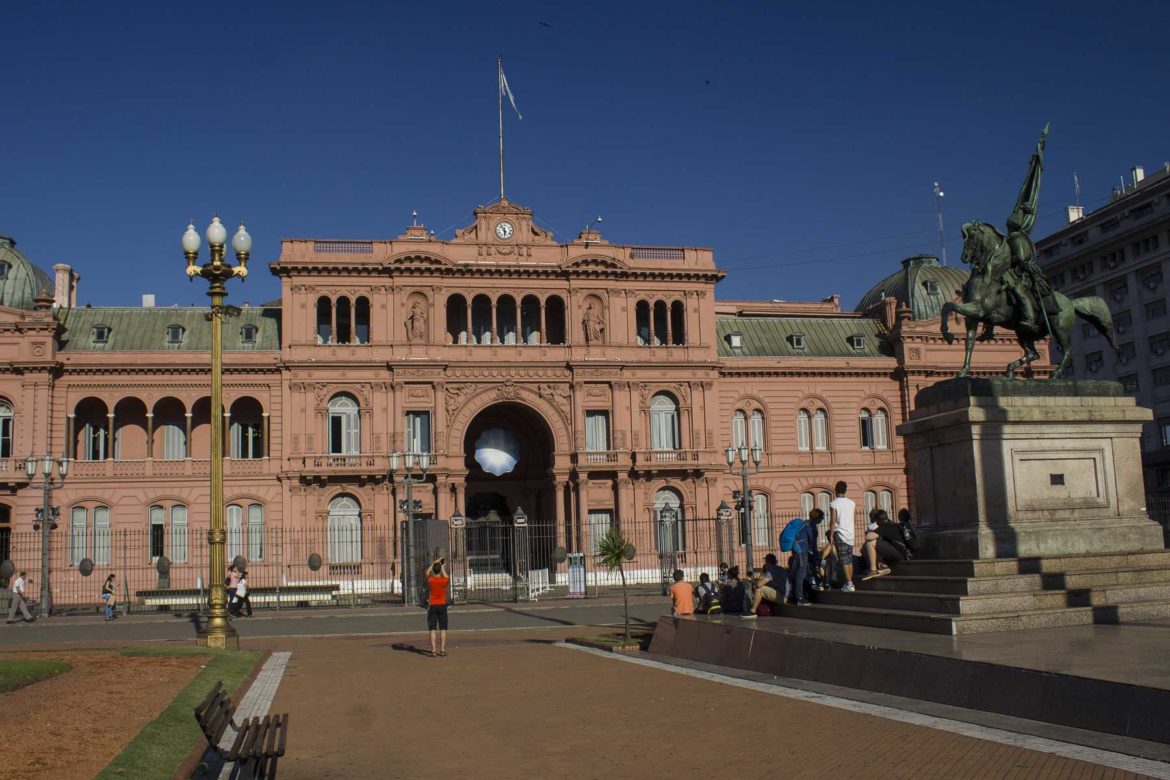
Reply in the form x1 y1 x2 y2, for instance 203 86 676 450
461 402 558 595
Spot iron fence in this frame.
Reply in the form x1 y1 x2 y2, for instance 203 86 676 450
0 510 822 612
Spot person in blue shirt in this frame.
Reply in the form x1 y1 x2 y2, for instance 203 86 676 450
788 510 821 605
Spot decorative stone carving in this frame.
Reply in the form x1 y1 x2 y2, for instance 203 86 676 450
407 386 432 401
537 383 571 408
496 381 522 400
614 430 627 449
584 385 609 401
582 303 605 345
444 385 474 418
406 299 428 344
639 384 651 405
675 383 692 405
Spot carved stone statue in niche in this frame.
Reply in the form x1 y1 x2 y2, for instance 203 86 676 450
406 300 428 344
582 303 605 345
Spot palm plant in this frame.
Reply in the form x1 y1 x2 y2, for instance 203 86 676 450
596 526 634 642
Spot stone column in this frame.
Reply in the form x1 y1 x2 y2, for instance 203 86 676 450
436 478 450 522
490 299 498 344
554 478 568 551
540 302 547 346
262 412 270 459
144 413 153 459
184 412 193 459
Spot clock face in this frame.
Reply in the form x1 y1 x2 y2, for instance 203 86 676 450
495 220 514 240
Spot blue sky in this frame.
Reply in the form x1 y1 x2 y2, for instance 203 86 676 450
3 1 1169 310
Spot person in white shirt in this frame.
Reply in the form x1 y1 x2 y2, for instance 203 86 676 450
827 481 856 591
7 570 36 623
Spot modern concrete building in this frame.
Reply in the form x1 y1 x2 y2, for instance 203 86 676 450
0 199 1026 605
1037 163 1170 499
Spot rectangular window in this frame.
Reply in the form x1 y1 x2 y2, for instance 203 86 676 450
1120 374 1139 392
750 411 765 451
1118 342 1136 364
171 505 188 564
587 510 612 555
1150 333 1170 355
0 413 11 458
84 422 109 461
1144 269 1164 291
859 414 874 449
584 411 609 451
1086 351 1104 373
1155 367 1170 387
1109 281 1128 302
247 504 264 561
873 411 889 450
797 413 810 452
812 412 828 451
1081 323 1097 339
1116 311 1133 334
1161 419 1170 448
70 507 87 565
732 412 747 449
650 407 680 450
93 506 111 565
231 421 263 459
163 424 185 460
149 505 165 559
1147 300 1167 321
405 411 431 454
752 493 770 551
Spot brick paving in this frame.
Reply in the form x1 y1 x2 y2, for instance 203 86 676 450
255 629 1158 780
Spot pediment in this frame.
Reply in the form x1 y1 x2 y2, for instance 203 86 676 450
385 252 455 268
563 255 629 271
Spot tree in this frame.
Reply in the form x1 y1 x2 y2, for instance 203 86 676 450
596 526 634 642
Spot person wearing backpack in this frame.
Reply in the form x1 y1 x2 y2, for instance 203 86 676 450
897 508 921 556
694 572 722 614
780 517 815 606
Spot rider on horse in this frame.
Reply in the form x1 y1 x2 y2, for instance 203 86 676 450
999 125 1054 334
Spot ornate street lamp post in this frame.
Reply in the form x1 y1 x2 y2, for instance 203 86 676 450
726 442 762 572
183 216 251 648
25 454 67 618
390 450 429 604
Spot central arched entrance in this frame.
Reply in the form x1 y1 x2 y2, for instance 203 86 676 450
461 402 557 598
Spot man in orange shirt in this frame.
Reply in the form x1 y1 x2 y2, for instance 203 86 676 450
423 558 450 657
669 569 694 616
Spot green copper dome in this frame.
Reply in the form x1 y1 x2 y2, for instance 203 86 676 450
854 254 969 321
0 235 54 310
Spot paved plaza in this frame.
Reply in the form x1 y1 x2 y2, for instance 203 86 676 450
3 597 1170 778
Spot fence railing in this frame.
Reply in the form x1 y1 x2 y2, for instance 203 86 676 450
0 511 818 612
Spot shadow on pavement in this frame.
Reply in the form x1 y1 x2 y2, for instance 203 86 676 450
390 642 432 656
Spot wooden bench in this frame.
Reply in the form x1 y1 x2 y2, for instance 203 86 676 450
194 680 289 779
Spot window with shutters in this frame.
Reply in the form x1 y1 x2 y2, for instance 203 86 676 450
405 411 431 454
329 395 361 454
650 394 680 450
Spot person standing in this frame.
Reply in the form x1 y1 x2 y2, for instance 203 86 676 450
235 571 253 617
669 569 694 616
101 574 117 621
828 481 857 591
423 558 449 657
226 565 240 617
6 570 36 624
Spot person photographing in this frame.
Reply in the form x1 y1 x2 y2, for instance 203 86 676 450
423 558 450 657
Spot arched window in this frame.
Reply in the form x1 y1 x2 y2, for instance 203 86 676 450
670 300 686 345
328 395 360 454
149 503 188 563
70 507 87 565
650 393 680 451
471 294 492 344
0 402 12 458
247 503 264 560
227 504 244 560
747 492 769 550
316 296 333 344
796 409 811 451
653 488 685 552
545 295 566 345
813 410 829 451
335 296 352 344
328 494 362 563
521 295 541 344
230 397 264 459
801 492 815 519
75 398 110 461
874 409 889 450
354 297 370 344
880 489 894 515
732 410 747 449
93 506 111 565
496 295 517 345
635 300 651 345
652 301 668 345
864 490 877 518
447 294 469 344
751 410 765 451
859 409 873 449
817 491 832 519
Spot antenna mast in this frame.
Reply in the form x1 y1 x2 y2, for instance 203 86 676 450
933 181 947 266
498 56 505 200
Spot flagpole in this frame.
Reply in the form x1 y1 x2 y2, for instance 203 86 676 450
498 55 505 201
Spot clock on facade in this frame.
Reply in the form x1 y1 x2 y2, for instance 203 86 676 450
494 220 514 240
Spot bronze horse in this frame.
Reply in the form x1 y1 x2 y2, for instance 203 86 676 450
940 220 1116 378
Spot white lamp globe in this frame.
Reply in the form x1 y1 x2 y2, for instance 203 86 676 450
181 222 201 254
206 216 227 247
232 222 252 254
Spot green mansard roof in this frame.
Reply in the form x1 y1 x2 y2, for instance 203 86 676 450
715 316 890 358
56 306 281 351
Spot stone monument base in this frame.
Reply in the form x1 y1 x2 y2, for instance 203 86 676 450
897 378 1163 560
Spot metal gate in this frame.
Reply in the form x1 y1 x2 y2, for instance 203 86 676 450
450 510 530 602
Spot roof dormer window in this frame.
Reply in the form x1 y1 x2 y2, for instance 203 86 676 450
92 325 110 344
924 280 941 295
166 324 185 344
240 324 257 344
726 331 743 350
0 262 9 280
790 333 805 350
849 334 865 351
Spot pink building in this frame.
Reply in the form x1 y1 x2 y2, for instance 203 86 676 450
0 202 1031 605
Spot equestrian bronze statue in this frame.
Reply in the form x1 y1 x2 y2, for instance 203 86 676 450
940 126 1116 378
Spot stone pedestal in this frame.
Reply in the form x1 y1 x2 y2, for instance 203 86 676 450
898 378 1163 559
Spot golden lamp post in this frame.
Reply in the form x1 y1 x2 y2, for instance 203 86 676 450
183 215 250 648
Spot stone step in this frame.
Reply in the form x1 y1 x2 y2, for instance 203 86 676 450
817 588 1088 615
779 598 1170 635
894 550 1170 578
1083 581 1170 606
856 573 1045 595
1041 565 1170 590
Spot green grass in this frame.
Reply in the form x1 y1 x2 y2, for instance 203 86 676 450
96 647 264 780
0 658 72 693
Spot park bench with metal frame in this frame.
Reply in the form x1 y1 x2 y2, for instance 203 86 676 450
135 583 339 611
194 680 289 779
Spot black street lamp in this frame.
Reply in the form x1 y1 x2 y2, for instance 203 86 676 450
726 442 762 571
25 453 68 618
391 450 430 604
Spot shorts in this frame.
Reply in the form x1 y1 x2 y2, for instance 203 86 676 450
427 604 449 631
758 585 781 604
833 538 854 562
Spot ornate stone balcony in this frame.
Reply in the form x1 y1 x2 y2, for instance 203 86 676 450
67 458 269 480
633 449 703 468
0 458 30 486
574 450 632 471
286 453 391 481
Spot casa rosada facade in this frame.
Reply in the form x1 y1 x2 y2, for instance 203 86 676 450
0 198 1031 599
